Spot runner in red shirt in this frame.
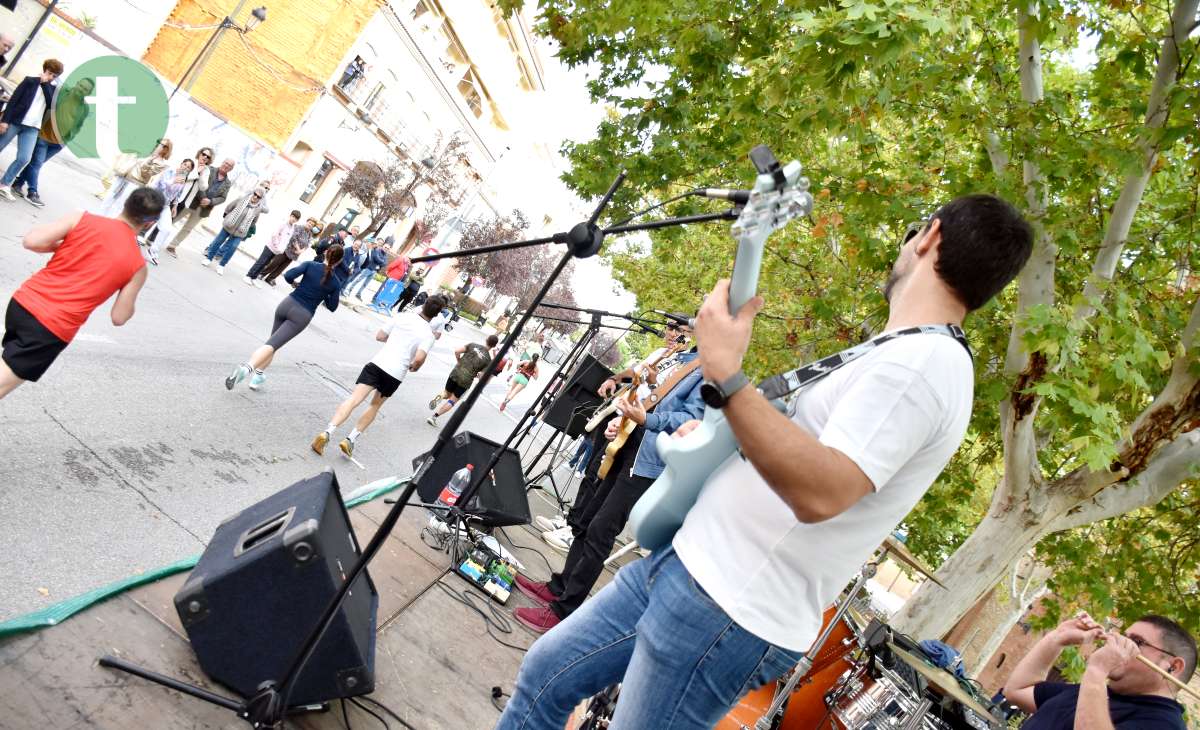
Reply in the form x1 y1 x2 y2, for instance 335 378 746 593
1 186 165 399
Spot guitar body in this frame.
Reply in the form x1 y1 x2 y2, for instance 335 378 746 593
597 415 639 479
630 147 812 552
585 384 633 433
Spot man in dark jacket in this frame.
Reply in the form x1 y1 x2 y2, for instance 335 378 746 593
314 226 354 261
9 77 94 208
164 157 235 256
0 58 62 201
344 238 388 300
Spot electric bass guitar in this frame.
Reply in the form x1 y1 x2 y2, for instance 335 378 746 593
595 339 688 478
629 146 813 551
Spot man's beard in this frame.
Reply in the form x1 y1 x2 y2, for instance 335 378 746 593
883 268 902 304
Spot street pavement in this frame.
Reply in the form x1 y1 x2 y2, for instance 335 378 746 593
0 154 549 622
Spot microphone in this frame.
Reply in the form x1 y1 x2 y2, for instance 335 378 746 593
636 322 664 337
651 309 696 330
691 187 751 205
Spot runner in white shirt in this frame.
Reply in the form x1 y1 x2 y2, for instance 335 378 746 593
310 293 450 459
498 193 1035 730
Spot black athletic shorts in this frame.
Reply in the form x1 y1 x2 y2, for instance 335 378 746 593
444 376 469 399
3 299 68 382
357 362 402 398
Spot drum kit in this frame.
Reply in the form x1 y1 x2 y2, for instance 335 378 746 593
571 540 1007 730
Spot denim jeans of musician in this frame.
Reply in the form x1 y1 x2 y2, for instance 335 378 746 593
497 547 804 730
0 124 40 185
204 229 245 266
13 138 63 194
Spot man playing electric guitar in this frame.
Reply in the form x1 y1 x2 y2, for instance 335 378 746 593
512 319 704 634
497 194 1033 729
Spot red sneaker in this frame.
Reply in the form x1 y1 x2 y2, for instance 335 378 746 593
514 575 558 606
513 606 562 634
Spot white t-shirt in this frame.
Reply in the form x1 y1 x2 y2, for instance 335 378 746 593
370 311 437 380
672 331 973 652
634 347 684 401
22 85 48 129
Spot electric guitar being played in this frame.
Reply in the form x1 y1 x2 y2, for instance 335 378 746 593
629 146 813 551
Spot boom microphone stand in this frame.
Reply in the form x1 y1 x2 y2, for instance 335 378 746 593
99 150 749 726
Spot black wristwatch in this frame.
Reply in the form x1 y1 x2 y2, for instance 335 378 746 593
700 371 751 409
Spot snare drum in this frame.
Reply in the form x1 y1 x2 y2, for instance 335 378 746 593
717 606 860 730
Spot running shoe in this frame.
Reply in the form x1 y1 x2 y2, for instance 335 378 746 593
426 415 438 427
148 254 159 266
428 394 442 410
0 186 15 201
543 527 573 553
248 372 266 391
339 438 355 458
311 432 329 456
200 258 211 267
224 364 249 390
26 192 44 208
10 186 25 199
534 515 568 532
215 265 225 276
242 275 253 285
253 279 264 288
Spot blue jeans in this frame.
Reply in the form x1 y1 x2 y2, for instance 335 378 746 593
344 268 376 298
204 229 244 266
568 438 594 469
497 548 803 729
13 138 62 194
0 124 41 185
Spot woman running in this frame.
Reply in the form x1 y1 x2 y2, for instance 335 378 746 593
224 244 347 392
499 353 538 412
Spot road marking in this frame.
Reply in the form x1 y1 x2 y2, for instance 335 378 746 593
335 361 359 369
75 333 117 344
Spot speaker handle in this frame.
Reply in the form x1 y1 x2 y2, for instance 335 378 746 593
233 507 296 557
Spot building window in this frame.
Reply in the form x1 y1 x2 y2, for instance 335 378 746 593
301 159 334 203
365 83 386 113
458 72 483 118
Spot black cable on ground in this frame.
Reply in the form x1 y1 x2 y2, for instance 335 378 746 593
490 685 511 713
498 526 556 576
341 697 355 730
359 693 419 730
434 581 528 653
348 696 390 729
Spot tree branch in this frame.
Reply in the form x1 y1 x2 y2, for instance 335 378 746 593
1048 428 1200 532
1071 0 1200 324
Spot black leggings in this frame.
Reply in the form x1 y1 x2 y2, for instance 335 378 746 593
265 297 313 350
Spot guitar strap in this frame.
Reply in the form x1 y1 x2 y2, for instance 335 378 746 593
757 324 971 403
643 358 703 411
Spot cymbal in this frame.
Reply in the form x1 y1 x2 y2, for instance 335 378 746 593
881 536 946 589
887 643 998 723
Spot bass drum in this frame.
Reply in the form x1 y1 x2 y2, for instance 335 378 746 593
717 606 859 730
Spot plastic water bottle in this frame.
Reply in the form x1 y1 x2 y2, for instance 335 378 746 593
437 464 473 510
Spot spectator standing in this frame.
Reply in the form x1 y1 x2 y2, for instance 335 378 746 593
0 34 14 69
201 186 267 275
314 226 354 261
0 59 63 201
340 236 366 292
260 218 319 287
141 159 193 265
344 238 387 300
9 76 94 208
164 157 233 256
370 252 410 313
98 138 173 216
394 267 424 312
245 209 299 285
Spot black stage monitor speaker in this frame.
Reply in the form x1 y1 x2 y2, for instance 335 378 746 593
542 354 613 437
174 471 377 706
414 431 530 526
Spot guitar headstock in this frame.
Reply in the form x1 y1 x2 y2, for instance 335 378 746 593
731 158 813 241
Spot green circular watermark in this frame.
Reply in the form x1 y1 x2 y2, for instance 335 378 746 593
55 55 169 159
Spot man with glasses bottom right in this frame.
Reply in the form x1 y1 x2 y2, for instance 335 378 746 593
1005 612 1194 728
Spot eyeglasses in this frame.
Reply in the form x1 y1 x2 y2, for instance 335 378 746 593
899 221 927 248
1128 633 1177 658
199 152 212 160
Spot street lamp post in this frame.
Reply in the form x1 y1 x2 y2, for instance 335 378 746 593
170 5 267 101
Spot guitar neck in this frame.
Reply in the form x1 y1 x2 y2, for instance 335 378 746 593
728 232 766 316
